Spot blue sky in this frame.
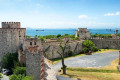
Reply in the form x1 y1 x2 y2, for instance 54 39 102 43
0 0 120 29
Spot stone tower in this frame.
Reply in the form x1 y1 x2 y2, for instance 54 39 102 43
75 28 91 40
24 38 43 80
24 38 57 80
0 22 26 64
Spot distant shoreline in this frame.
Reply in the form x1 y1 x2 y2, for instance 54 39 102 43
26 29 120 36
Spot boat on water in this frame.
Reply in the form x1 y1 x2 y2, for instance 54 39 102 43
36 30 44 31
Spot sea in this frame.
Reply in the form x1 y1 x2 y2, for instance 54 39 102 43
26 29 120 36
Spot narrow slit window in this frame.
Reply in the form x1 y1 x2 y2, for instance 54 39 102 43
30 42 32 45
34 42 36 45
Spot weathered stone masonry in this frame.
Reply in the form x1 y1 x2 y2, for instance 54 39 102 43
0 22 26 65
90 39 120 49
43 40 84 59
24 38 57 80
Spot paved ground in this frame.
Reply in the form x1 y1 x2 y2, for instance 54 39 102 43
56 75 73 80
55 51 119 80
54 51 119 70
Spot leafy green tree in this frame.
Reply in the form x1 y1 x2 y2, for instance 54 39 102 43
1 53 18 70
57 34 61 38
82 40 98 53
34 35 38 38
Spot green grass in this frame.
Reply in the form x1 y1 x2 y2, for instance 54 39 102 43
67 68 119 73
0 73 3 78
59 59 120 80
94 49 119 53
59 67 120 80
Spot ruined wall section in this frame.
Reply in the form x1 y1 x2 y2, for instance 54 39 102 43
91 39 120 49
43 40 84 59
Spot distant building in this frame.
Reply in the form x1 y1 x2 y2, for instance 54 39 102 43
75 28 91 39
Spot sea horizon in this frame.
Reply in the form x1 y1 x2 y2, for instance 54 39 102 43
26 28 120 36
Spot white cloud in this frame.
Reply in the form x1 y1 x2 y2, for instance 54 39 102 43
78 15 88 19
104 12 120 16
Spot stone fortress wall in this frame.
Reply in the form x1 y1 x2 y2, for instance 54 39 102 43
43 40 83 59
0 22 26 65
90 38 120 49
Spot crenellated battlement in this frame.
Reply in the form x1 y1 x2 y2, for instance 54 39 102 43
2 22 20 24
2 22 20 28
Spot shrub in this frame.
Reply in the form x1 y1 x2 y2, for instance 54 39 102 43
9 74 24 80
13 67 26 75
1 53 18 70
57 39 62 42
67 50 73 57
82 40 98 53
22 76 33 80
72 37 79 40
91 34 112 38
42 35 57 39
39 37 45 42
26 35 31 38
91 46 98 52
82 47 89 53
104 47 109 49
83 40 95 48
0 73 3 78
9 74 33 80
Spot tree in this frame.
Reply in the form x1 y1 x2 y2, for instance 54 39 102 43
57 34 61 38
1 53 18 70
57 39 69 74
82 40 98 53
